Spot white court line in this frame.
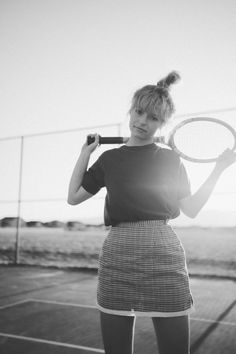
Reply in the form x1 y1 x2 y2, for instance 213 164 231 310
0 332 104 353
0 299 30 310
28 298 97 309
191 317 236 327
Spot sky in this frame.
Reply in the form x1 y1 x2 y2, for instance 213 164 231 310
1 0 236 226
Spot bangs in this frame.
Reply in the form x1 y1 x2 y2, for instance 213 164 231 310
135 94 162 118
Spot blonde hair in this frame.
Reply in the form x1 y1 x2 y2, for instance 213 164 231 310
129 71 180 126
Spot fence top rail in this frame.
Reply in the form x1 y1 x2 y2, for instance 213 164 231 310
1 191 236 205
0 122 121 142
175 106 236 119
0 106 236 142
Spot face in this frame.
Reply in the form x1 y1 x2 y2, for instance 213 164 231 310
129 107 162 141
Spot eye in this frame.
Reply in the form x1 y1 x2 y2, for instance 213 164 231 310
135 108 143 115
150 115 159 121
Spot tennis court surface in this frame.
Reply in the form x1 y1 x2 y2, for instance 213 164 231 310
0 265 235 353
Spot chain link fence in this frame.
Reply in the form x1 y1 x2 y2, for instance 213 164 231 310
1 108 236 272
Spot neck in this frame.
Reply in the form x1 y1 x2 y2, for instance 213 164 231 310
126 136 154 146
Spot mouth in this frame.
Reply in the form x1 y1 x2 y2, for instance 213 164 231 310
134 126 147 133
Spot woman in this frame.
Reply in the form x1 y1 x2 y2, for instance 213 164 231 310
67 71 235 354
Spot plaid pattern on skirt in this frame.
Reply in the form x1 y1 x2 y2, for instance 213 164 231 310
97 220 194 317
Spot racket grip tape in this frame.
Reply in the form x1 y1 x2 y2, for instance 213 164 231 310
87 135 126 145
87 135 164 145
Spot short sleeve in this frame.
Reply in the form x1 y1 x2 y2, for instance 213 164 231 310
81 156 105 195
178 162 191 200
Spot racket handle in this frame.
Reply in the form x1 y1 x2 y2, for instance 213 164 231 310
87 135 128 145
87 135 165 145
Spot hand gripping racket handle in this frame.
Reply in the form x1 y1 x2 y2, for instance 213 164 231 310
87 135 127 145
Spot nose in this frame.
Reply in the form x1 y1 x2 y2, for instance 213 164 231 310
139 113 148 125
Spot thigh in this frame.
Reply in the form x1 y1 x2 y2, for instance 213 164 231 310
152 316 190 354
100 312 136 354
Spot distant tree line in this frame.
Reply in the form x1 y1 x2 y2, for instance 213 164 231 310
0 217 105 230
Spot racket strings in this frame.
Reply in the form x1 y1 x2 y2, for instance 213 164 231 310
173 121 235 160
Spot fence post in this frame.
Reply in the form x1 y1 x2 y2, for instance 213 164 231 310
15 136 24 264
117 122 123 137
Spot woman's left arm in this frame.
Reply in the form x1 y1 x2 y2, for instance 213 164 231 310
179 149 236 218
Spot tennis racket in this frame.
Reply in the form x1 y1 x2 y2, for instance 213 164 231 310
87 117 236 163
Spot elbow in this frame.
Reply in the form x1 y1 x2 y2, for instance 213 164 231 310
67 198 74 205
181 208 199 219
183 212 196 219
67 196 79 205
67 187 92 205
179 196 199 219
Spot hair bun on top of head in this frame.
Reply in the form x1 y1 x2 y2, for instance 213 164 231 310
156 71 181 90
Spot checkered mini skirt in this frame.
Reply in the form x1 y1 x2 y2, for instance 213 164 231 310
97 220 194 317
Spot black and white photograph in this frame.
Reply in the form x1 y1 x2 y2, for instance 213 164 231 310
0 0 236 353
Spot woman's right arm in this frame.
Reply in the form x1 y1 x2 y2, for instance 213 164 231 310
179 149 236 218
67 134 99 205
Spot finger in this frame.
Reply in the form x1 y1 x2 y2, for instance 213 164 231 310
89 134 100 150
93 133 100 145
87 133 98 145
218 148 233 158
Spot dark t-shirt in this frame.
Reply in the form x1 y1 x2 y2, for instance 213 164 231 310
82 143 191 226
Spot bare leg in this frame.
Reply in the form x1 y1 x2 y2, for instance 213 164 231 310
152 315 190 354
100 312 136 354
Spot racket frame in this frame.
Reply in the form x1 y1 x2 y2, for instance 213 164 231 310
165 117 236 163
